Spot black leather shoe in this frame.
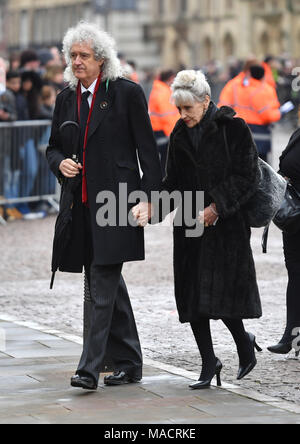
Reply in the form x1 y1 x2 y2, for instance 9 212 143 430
237 332 262 380
104 371 141 386
189 358 223 390
71 375 98 390
268 342 299 357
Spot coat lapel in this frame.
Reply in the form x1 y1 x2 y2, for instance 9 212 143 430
87 80 115 142
64 90 78 122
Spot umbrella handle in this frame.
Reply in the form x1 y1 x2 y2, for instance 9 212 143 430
59 121 80 132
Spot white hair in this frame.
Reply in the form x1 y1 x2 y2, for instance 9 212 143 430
62 21 123 89
171 70 211 106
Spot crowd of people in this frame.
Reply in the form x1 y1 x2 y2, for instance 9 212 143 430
1 45 300 223
43 22 299 393
0 46 142 222
147 55 300 178
0 47 65 221
0 19 298 396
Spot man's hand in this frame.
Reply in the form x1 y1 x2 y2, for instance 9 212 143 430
59 159 82 178
132 202 154 227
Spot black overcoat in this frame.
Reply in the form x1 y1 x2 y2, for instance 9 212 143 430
163 106 262 322
47 78 162 271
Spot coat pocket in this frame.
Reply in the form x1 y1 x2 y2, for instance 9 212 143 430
116 160 139 173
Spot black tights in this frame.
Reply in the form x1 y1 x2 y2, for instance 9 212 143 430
281 271 300 343
191 318 251 380
282 232 300 344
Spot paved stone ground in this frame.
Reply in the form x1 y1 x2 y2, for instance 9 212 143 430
0 320 299 424
0 126 299 407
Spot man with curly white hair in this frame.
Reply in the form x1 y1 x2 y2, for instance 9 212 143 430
47 22 162 390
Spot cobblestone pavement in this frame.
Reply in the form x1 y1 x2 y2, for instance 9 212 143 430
0 126 299 406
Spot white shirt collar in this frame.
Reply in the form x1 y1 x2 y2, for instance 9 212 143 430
80 78 98 96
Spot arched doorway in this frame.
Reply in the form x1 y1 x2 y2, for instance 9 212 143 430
223 33 235 58
173 38 190 70
260 31 270 56
203 36 213 63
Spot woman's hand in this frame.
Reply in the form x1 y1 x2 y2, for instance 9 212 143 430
59 159 82 178
132 202 154 227
199 203 219 227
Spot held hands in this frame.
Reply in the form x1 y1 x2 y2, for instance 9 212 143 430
198 203 219 227
59 159 82 178
132 202 154 228
58 161 153 227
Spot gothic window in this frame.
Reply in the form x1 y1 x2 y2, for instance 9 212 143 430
180 0 188 13
256 0 266 11
224 33 235 57
111 0 137 9
225 0 234 9
260 31 270 54
203 36 213 62
19 10 30 48
157 0 164 16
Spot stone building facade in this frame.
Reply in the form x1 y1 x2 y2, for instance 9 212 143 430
3 0 300 70
2 0 159 69
150 0 300 69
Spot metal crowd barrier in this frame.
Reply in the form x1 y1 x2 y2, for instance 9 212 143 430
0 120 60 225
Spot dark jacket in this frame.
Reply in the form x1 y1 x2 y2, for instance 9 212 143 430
163 105 262 322
13 92 30 121
0 89 17 121
280 128 300 163
279 127 300 190
39 103 54 120
47 77 162 271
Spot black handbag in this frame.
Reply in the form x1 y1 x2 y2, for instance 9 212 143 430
223 126 287 228
262 129 300 253
273 182 300 234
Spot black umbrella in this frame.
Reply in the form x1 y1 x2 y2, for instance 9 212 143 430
50 121 81 289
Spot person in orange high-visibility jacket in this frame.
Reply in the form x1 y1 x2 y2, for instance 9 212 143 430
219 57 258 109
219 65 281 162
149 70 180 175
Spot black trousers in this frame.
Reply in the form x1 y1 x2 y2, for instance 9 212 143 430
77 205 143 384
282 230 300 342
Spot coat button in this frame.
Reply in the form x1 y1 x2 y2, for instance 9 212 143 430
100 101 108 110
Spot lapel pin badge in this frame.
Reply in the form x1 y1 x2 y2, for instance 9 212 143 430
100 101 109 110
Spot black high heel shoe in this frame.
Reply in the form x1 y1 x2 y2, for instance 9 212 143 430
268 342 300 357
237 332 262 381
189 358 223 390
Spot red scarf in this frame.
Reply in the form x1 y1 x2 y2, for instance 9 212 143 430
77 74 102 205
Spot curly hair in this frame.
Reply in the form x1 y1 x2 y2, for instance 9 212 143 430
171 70 211 106
62 21 123 89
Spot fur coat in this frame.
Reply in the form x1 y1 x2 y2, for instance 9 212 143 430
163 105 262 322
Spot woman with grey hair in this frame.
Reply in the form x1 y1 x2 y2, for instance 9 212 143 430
47 22 162 390
162 70 263 389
